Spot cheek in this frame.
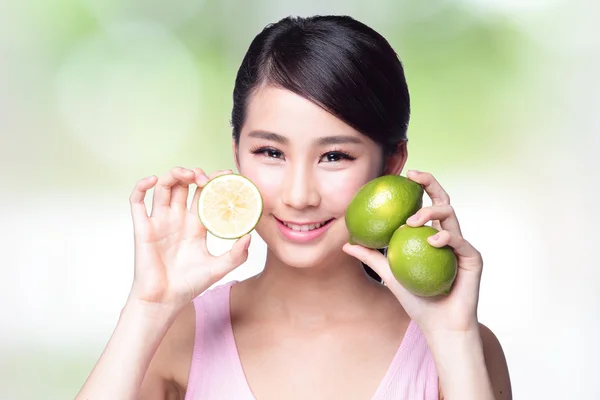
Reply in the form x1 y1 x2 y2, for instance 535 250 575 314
318 167 375 212
238 159 283 210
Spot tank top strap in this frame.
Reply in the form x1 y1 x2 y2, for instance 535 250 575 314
373 320 439 400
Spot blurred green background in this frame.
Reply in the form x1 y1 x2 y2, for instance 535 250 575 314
1 0 598 399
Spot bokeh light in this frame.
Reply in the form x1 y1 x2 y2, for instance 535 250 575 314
0 1 597 399
81 0 206 28
56 21 201 169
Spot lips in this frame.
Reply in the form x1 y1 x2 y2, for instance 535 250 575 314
280 219 333 232
275 217 335 243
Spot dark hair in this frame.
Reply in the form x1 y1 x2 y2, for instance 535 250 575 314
231 15 411 283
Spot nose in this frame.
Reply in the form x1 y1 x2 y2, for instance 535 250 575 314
281 164 321 209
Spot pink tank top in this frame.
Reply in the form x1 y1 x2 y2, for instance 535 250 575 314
184 281 438 400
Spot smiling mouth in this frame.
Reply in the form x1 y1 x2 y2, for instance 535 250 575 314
277 218 334 232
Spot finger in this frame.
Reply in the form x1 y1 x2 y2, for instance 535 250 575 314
212 234 251 280
343 243 395 282
208 169 233 180
406 205 462 236
129 175 157 230
193 168 209 186
407 170 450 206
190 168 209 213
169 168 196 209
151 167 193 214
342 243 413 299
170 168 197 209
427 230 483 272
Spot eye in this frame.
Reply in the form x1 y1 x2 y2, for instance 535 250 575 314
319 151 356 163
251 147 285 160
265 148 283 159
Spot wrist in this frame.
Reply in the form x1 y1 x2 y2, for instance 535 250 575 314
420 314 480 344
424 326 494 400
424 327 486 365
121 297 181 327
423 326 482 348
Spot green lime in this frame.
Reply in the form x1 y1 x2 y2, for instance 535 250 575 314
387 225 457 297
345 175 424 249
198 174 263 239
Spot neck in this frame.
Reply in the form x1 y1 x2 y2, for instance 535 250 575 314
246 249 387 326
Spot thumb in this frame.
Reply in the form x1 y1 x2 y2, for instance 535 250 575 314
343 243 395 284
342 243 413 301
213 234 251 278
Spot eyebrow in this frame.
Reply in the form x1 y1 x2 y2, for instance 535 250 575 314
248 130 363 145
248 130 288 144
317 135 363 145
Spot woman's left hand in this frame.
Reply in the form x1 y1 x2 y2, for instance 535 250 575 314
343 170 484 335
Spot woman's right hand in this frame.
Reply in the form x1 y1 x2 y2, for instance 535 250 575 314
127 167 251 311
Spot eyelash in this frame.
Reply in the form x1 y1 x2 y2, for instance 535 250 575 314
250 146 357 163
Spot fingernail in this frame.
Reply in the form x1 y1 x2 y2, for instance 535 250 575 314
244 237 251 250
430 233 440 241
408 169 421 174
406 214 419 224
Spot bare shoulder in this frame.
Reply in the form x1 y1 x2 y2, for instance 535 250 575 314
139 302 197 399
479 322 512 400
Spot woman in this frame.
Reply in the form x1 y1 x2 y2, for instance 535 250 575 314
76 15 511 400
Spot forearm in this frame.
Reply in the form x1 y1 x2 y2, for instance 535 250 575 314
425 329 494 400
75 300 178 400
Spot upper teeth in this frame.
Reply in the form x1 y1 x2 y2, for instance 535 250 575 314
282 221 326 231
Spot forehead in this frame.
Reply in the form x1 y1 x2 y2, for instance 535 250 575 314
242 85 364 141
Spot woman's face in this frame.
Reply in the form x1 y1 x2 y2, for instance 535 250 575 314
235 85 389 269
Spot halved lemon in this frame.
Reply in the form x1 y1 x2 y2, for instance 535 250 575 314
198 173 263 239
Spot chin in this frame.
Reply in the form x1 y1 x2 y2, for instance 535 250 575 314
279 245 338 269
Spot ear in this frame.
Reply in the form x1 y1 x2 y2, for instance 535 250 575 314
382 141 408 176
232 139 241 173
